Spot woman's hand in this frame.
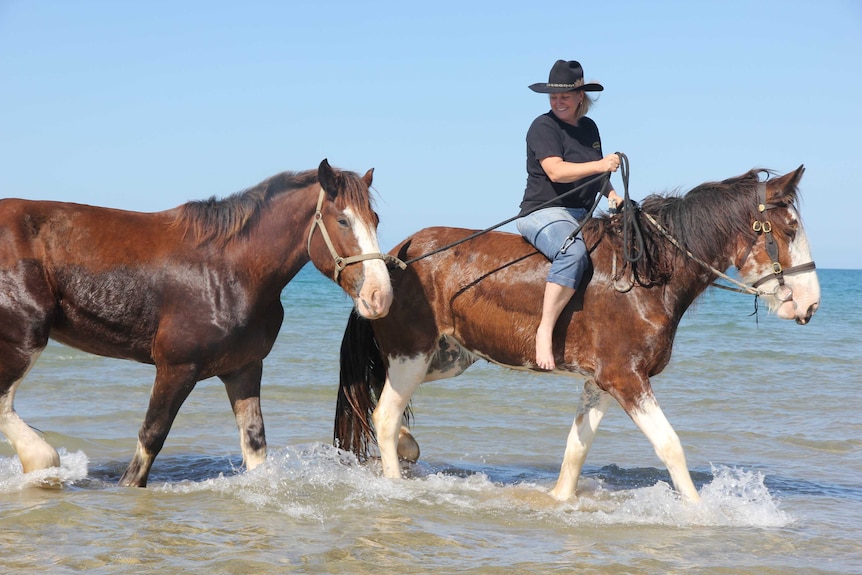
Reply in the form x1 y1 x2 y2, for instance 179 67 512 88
601 153 621 173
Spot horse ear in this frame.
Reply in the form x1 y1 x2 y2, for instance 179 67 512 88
791 164 805 185
363 168 374 188
318 158 339 200
781 164 805 192
769 164 805 203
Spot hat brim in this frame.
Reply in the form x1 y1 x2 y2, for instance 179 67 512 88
529 82 604 94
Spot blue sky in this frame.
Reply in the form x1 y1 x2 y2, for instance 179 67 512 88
2 1 860 269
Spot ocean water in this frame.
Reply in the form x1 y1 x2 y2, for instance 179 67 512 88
1 266 860 574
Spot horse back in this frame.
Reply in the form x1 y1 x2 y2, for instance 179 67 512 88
381 226 676 376
0 199 191 362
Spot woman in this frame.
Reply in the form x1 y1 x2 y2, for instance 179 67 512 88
517 59 623 371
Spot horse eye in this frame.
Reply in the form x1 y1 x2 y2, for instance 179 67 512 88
337 217 350 228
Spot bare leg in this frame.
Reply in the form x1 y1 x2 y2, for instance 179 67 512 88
536 282 576 370
550 379 613 500
628 394 701 503
221 361 267 471
372 357 427 478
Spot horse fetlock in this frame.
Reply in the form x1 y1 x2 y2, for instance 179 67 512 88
549 480 576 502
20 444 60 474
119 442 154 487
243 448 267 471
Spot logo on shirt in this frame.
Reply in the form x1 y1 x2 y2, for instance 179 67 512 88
592 141 601 151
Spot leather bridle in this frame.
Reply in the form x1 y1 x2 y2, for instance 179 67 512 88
306 186 406 283
641 182 816 301
737 183 817 301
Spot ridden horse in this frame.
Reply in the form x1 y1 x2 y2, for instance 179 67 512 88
0 159 396 487
334 167 820 503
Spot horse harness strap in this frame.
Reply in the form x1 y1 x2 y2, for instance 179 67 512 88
641 211 760 296
643 182 815 300
307 186 407 283
743 183 816 291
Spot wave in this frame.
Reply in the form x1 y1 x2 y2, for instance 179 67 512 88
1 444 832 529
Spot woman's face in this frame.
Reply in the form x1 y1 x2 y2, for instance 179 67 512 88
549 91 583 124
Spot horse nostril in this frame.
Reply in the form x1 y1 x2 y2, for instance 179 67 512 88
797 302 819 325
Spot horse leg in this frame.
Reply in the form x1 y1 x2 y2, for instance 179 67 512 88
550 379 613 501
0 349 61 473
372 357 428 478
220 361 267 471
119 364 199 487
627 393 701 503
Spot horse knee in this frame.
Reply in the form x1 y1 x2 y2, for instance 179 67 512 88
397 426 420 463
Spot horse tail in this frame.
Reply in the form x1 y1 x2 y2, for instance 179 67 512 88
333 309 386 461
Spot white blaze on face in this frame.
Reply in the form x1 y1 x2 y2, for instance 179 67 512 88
776 208 821 321
344 206 393 319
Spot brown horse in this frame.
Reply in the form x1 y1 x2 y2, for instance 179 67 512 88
334 167 820 503
0 159 396 487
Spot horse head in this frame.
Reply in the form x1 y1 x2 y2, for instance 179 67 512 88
734 166 820 324
308 159 394 319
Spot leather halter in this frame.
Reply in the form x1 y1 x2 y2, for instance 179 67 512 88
306 186 406 283
739 183 816 294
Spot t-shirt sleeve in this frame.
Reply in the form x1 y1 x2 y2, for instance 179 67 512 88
526 115 563 163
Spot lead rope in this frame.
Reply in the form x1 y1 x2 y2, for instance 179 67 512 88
641 211 764 297
640 210 768 323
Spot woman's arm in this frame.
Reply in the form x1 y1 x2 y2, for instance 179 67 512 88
539 153 620 183
541 154 623 204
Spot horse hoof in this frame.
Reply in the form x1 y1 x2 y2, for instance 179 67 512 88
397 426 420 463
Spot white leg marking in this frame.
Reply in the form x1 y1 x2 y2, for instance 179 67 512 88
0 351 61 473
233 399 266 470
629 396 701 503
551 379 613 501
372 356 428 479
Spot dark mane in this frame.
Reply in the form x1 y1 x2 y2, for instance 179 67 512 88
172 168 377 246
594 169 770 286
172 170 318 245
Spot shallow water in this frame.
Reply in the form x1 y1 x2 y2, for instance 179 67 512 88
1 268 860 574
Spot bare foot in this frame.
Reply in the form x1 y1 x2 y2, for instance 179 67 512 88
535 328 555 370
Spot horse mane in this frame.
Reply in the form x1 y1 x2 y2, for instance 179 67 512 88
170 170 317 245
171 167 376 246
594 169 774 286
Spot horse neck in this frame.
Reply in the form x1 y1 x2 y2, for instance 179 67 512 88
653 196 747 316
237 184 318 291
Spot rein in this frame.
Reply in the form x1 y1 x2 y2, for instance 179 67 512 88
403 169 615 266
307 186 407 283
640 182 816 301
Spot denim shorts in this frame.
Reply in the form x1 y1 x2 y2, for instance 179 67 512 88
516 206 589 289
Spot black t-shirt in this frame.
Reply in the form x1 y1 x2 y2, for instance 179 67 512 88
519 111 605 216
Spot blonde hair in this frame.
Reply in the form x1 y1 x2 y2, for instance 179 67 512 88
578 92 594 118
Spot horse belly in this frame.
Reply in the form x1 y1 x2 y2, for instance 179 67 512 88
50 267 161 363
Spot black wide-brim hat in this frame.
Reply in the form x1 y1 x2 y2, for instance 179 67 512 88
529 60 604 94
